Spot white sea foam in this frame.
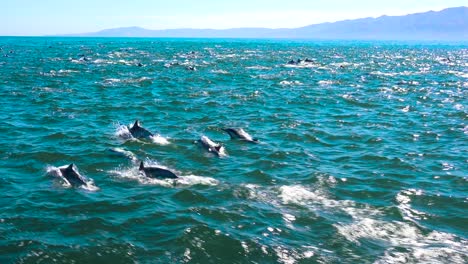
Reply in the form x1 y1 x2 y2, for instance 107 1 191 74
280 80 302 86
246 66 271 70
454 104 464 110
211 69 229 74
401 106 410 112
283 62 317 69
57 69 79 74
338 217 468 264
175 175 219 186
115 124 133 140
318 80 334 86
150 134 171 145
396 189 427 223
274 246 298 264
370 71 397 77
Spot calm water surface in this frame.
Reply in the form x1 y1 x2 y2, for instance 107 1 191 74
0 37 467 263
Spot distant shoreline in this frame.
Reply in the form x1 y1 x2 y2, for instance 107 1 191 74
23 7 468 41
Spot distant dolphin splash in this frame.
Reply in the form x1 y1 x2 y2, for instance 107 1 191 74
286 58 314 65
129 120 154 139
222 128 258 143
139 161 178 179
197 135 227 157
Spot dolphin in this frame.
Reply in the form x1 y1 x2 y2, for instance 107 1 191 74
58 164 88 187
128 120 154 139
222 128 258 143
139 161 178 179
197 135 226 156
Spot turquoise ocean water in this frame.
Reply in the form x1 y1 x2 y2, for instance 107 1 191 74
0 37 467 263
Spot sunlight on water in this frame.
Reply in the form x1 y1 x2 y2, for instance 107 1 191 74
0 37 466 263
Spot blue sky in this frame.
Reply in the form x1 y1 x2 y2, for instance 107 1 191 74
2 0 467 35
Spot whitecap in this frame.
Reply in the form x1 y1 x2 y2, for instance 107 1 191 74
279 185 321 206
454 104 464 110
278 185 376 219
396 189 427 222
102 78 122 86
246 66 271 70
318 80 334 86
58 69 79 74
211 69 229 74
370 71 397 77
280 80 302 86
283 62 316 69
274 246 298 264
175 175 219 187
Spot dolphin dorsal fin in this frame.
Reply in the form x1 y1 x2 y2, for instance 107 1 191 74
139 161 144 170
215 145 222 152
133 120 140 128
67 164 74 170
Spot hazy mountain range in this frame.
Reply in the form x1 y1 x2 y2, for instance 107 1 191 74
63 7 468 40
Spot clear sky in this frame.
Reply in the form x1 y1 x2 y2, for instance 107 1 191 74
2 0 467 36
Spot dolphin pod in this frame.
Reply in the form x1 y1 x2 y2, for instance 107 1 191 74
287 58 314 65
51 120 259 188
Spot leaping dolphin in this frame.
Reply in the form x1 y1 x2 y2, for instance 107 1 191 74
139 161 178 179
128 120 154 139
197 135 227 156
222 128 258 143
58 164 88 187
